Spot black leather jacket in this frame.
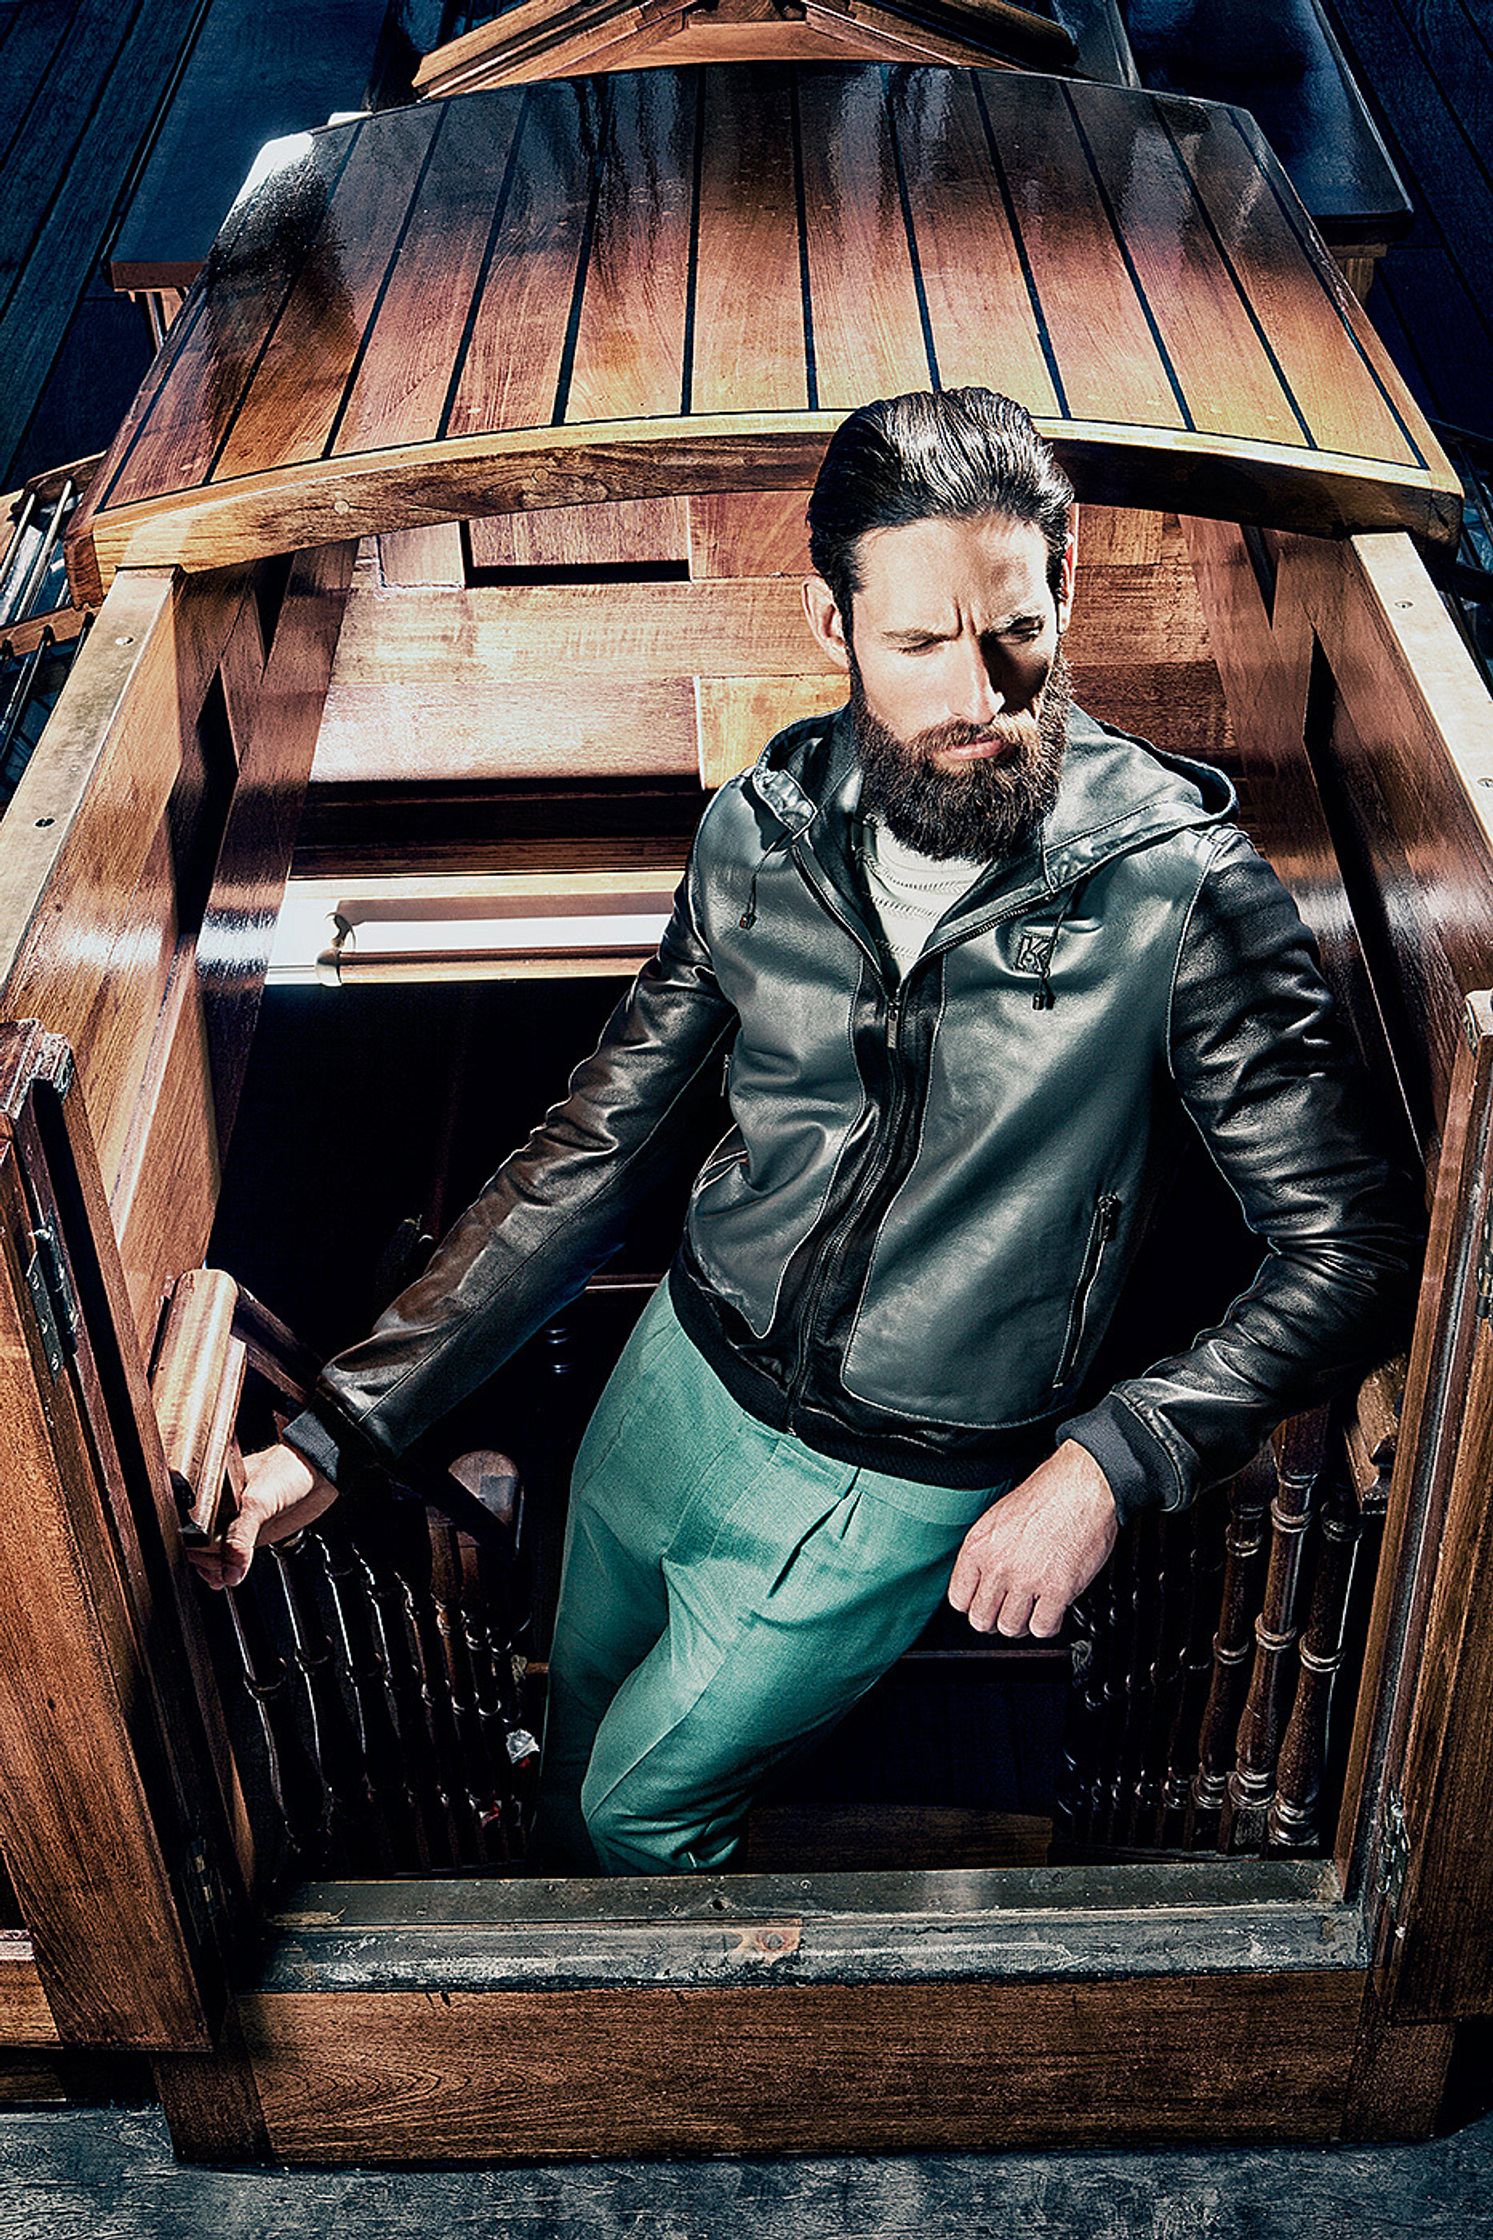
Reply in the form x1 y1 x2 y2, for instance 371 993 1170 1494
283 704 1426 1525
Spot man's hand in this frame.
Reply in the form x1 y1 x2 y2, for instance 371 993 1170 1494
184 1441 341 1592
947 1438 1119 1640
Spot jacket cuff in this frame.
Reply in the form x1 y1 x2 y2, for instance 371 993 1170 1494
1053 1394 1179 1527
280 1395 389 1495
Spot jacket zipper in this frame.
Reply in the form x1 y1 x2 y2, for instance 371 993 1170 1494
779 841 1098 1430
1051 1191 1121 1390
785 974 912 1428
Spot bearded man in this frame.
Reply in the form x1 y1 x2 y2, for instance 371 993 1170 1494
189 388 1424 1878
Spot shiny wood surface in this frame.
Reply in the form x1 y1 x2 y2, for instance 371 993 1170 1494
65 66 1458 602
410 0 1078 97
308 509 1227 792
239 1971 1365 2158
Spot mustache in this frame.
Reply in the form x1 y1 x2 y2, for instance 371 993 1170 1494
906 710 1041 760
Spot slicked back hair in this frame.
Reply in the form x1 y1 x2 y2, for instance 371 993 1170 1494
806 388 1075 629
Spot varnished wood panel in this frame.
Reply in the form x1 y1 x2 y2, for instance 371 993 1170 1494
0 570 243 1185
566 74 696 425
687 489 809 578
67 66 1458 600
241 1971 1365 2159
314 679 701 784
411 0 1077 96
0 1068 218 2048
691 66 806 418
470 496 687 570
0 1945 59 2049
445 80 603 442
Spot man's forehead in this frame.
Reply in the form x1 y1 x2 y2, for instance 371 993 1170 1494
853 511 1053 616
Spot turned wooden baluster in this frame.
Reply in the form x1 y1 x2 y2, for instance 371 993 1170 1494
1187 1447 1274 1848
1130 1503 1202 1847
1221 1406 1332 1852
1266 1364 1402 1849
1159 1492 1228 1848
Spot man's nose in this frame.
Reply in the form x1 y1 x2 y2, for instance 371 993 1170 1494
948 640 1007 727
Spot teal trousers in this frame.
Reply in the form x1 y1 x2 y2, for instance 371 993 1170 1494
531 1278 1024 1876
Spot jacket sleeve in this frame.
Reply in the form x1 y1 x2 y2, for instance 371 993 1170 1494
279 838 738 1492
1055 825 1427 1526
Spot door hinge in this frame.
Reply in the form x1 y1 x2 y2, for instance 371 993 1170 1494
23 1221 79 1379
1378 1785 1411 1934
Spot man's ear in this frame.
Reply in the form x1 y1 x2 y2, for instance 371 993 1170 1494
802 574 851 674
1055 515 1078 636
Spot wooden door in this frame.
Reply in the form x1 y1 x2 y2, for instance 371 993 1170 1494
0 545 353 2046
0 1021 254 2048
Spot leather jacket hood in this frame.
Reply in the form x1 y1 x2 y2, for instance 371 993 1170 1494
284 702 1425 1527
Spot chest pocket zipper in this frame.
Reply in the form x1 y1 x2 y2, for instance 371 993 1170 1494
1051 1192 1121 1390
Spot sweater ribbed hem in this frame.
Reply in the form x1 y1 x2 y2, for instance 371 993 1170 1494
666 1254 1053 1492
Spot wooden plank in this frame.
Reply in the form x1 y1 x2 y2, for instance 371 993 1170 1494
888 68 1059 410
0 1 74 177
214 106 444 480
377 524 465 586
0 0 140 318
976 74 1182 430
1067 81 1307 448
102 128 351 512
0 1114 214 2048
796 69 930 408
0 1945 60 2049
0 570 254 1197
469 497 687 570
313 679 700 784
1329 0 1493 329
1170 105 1418 467
332 97 524 458
323 580 839 683
446 81 602 440
697 674 843 786
691 65 808 417
566 72 697 424
242 1972 1364 2158
1374 996 1493 2020
688 489 810 578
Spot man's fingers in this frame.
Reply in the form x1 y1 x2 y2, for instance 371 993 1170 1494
1029 1593 1069 1641
946 1538 984 1612
995 1591 1036 1639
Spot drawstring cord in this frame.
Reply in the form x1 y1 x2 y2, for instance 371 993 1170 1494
1031 879 1087 1010
739 832 793 929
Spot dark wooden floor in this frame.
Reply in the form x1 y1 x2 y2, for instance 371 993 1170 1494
1325 0 1493 435
0 0 208 486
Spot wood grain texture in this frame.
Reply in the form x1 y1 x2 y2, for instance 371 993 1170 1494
1373 997 1493 2022
241 1971 1365 2159
0 1092 215 2048
469 496 687 570
410 0 1076 95
0 1945 60 2049
66 65 1458 601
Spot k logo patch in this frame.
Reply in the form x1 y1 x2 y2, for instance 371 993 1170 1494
1014 928 1053 975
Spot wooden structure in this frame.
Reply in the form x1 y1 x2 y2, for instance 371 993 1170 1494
0 58 1489 2160
410 0 1080 93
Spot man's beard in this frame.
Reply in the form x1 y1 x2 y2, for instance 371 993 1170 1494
850 644 1072 861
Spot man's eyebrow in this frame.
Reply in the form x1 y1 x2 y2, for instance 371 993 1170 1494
881 612 1045 642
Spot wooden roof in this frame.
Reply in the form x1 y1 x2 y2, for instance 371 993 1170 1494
66 65 1460 603
410 0 1080 97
